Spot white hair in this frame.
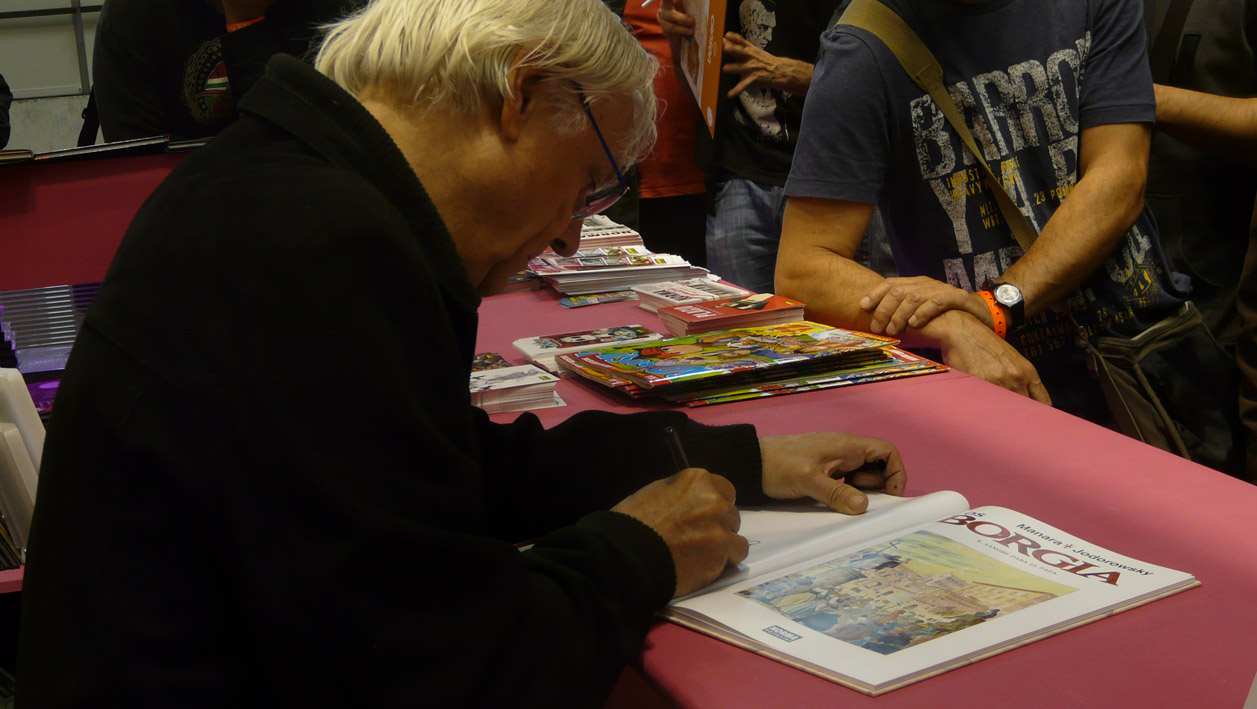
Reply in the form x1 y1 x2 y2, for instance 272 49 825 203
314 0 658 164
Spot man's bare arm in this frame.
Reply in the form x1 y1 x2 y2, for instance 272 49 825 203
861 122 1152 336
997 122 1150 317
776 197 1050 402
1154 84 1257 163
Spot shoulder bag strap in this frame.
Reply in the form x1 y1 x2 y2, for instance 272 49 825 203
836 0 1037 253
1148 0 1197 84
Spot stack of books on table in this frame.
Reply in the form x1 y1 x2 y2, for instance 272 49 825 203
631 277 751 313
513 324 663 375
468 364 564 414
657 293 805 336
555 322 948 407
528 245 707 296
577 214 645 249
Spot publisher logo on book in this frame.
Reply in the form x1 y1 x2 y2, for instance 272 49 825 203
763 626 801 642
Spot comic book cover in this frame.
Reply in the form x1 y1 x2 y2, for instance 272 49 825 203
560 323 897 389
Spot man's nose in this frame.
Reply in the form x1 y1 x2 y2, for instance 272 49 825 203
551 219 583 257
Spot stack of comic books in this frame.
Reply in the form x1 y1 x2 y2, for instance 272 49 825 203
468 364 564 414
631 277 752 314
513 324 663 375
555 322 948 407
528 245 707 296
576 214 646 249
657 294 806 336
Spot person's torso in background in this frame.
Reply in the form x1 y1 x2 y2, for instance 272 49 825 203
1143 0 1257 347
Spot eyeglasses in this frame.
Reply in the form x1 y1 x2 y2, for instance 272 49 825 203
571 90 629 221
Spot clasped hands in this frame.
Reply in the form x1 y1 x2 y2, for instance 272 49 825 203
858 276 1051 404
613 432 905 597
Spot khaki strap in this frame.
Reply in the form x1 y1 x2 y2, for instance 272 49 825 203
837 0 1038 253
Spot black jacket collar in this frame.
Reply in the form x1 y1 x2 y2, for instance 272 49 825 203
239 55 482 313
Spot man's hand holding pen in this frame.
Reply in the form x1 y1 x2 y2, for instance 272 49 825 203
613 428 907 598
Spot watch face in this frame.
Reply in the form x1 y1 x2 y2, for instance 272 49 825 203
993 283 1023 307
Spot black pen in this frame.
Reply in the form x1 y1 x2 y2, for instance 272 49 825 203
664 426 691 471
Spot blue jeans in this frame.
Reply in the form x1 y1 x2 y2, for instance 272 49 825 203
705 176 788 294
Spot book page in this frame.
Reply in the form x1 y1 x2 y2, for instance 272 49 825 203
695 491 970 595
670 505 1196 693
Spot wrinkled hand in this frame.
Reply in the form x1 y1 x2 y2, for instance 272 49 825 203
859 276 989 336
217 0 280 23
612 468 748 598
760 432 907 514
658 0 697 42
721 32 808 98
937 311 1052 404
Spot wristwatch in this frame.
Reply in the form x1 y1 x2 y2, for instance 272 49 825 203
992 282 1025 331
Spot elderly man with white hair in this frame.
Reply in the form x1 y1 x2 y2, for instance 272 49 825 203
17 1 905 705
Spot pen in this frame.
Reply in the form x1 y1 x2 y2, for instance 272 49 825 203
641 0 656 7
664 426 690 471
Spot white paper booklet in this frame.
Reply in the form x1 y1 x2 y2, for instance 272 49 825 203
468 364 563 414
667 492 1197 695
513 325 662 375
631 277 752 313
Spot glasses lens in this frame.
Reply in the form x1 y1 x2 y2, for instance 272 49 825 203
571 182 629 221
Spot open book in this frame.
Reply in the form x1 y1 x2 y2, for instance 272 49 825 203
666 492 1197 695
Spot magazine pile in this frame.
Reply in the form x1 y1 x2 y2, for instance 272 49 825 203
657 293 805 336
631 277 750 314
667 492 1198 695
513 324 662 375
527 245 707 296
468 364 563 414
554 321 947 406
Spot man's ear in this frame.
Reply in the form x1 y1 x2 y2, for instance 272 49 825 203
500 51 549 143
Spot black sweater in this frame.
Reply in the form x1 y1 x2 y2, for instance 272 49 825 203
17 56 766 707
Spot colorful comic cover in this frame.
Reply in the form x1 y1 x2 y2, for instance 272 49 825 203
559 323 897 389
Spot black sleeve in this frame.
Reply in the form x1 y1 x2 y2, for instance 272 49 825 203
91 13 170 141
476 408 765 542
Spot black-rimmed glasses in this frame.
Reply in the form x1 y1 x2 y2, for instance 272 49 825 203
571 91 630 221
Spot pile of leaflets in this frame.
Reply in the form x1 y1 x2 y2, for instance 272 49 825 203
513 324 662 375
555 322 948 407
657 294 805 336
528 245 707 296
631 277 751 313
469 364 564 414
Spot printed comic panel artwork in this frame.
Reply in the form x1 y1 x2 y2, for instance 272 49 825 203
737 531 1076 655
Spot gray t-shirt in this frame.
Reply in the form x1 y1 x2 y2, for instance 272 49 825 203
787 0 1183 368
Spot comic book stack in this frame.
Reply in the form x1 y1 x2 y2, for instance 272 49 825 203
527 245 708 295
469 364 564 414
657 293 805 336
513 324 663 375
555 322 948 407
631 277 751 313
